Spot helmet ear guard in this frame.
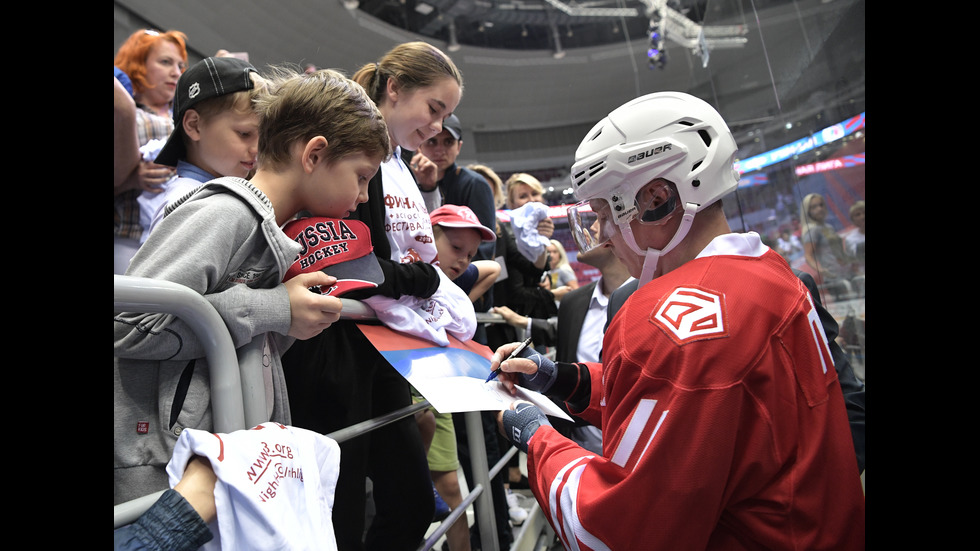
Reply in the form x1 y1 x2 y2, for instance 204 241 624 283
637 180 679 223
640 194 677 222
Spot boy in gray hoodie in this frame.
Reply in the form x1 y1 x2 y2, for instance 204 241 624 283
113 68 391 505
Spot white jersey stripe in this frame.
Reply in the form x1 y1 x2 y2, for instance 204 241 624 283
549 456 585 549
636 409 669 466
610 398 658 468
549 455 610 551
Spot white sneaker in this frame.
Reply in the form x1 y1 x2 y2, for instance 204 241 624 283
506 490 521 509
509 505 528 526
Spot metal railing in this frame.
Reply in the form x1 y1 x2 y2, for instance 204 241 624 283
113 275 512 551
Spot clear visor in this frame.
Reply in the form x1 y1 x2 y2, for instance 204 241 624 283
567 200 620 254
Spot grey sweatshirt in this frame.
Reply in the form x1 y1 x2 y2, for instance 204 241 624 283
113 177 301 505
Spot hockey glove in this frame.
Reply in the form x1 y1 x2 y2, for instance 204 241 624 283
514 346 557 394
502 401 552 454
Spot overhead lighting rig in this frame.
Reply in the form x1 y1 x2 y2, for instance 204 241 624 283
637 0 748 69
647 8 666 69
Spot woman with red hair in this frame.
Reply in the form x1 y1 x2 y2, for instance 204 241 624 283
113 29 188 273
114 29 188 117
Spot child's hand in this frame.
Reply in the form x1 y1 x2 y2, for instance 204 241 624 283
137 160 174 193
174 455 217 523
284 272 344 339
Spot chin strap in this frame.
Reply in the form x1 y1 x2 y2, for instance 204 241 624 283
625 203 698 287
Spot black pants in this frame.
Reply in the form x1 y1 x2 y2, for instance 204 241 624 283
283 323 434 551
453 410 515 550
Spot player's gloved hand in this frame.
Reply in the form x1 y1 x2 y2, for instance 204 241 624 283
502 401 552 454
515 346 557 394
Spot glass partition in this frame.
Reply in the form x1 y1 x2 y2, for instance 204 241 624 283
541 0 865 377
711 0 865 378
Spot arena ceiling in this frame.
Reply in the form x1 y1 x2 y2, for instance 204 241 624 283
115 0 864 174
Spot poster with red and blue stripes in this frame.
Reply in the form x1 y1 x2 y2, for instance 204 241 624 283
357 323 570 418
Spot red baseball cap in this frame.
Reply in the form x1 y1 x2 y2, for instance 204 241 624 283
282 217 385 296
429 204 496 242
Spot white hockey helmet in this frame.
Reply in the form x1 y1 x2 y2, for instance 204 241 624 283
566 92 739 283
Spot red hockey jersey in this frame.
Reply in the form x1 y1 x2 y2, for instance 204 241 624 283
526 234 865 550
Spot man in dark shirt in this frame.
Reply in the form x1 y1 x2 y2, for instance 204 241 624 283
411 114 497 264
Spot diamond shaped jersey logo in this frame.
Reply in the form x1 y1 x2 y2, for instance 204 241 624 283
650 286 728 344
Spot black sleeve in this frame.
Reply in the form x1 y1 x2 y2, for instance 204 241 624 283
606 279 639 331
548 361 591 414
457 168 498 262
529 317 558 347
373 258 441 299
498 222 557 319
795 269 865 474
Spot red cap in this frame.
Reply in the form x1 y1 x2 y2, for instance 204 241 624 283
429 204 496 242
282 217 385 296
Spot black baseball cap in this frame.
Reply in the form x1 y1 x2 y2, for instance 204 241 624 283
155 56 259 166
442 114 462 141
